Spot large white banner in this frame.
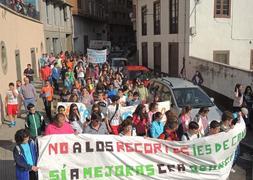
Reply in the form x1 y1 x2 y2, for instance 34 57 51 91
37 120 246 180
87 48 107 64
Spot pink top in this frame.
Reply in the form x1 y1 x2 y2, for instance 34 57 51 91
45 122 75 135
181 114 191 132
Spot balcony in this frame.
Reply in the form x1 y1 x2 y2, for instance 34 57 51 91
0 0 40 20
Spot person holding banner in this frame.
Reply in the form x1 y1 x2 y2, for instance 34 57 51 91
119 116 134 136
69 103 83 134
13 129 39 180
108 95 122 135
159 116 179 141
132 104 149 136
83 113 109 135
45 113 74 135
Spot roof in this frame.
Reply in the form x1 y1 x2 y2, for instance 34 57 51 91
126 66 150 71
158 77 198 89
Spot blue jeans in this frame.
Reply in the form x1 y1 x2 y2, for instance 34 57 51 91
23 98 36 111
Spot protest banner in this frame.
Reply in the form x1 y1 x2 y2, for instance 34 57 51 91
57 101 171 122
37 120 246 180
87 48 107 64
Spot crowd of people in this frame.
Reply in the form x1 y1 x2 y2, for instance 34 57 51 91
5 51 250 180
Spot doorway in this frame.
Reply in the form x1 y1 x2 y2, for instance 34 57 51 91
30 48 37 78
15 50 22 81
168 42 179 77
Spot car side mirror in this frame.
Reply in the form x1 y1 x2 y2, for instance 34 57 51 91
210 97 214 102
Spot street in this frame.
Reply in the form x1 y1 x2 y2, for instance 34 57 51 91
0 80 250 180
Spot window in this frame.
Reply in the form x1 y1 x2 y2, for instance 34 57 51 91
213 50 230 64
250 50 253 70
141 6 147 35
142 42 148 67
154 42 161 72
77 0 82 9
153 0 160 35
46 0 49 24
214 0 231 18
169 0 178 34
53 4 57 25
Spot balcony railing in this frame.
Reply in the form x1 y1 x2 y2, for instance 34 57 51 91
0 0 40 20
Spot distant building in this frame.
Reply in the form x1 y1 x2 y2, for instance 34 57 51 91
69 0 108 54
107 0 135 48
40 0 73 55
134 0 253 100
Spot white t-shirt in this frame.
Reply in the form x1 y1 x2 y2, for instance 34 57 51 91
107 104 122 126
181 132 200 141
6 90 18 105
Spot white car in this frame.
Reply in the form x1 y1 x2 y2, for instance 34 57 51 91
148 77 222 122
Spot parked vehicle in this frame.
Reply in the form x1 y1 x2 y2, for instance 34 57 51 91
148 77 222 122
111 58 128 72
124 66 153 87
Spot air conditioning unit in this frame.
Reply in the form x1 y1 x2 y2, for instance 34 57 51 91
190 26 196 36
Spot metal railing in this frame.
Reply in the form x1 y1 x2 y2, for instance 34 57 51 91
0 0 40 20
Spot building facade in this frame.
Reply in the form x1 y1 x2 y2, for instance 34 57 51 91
135 0 253 99
40 0 73 55
69 0 108 54
107 0 135 48
0 3 45 122
134 0 188 77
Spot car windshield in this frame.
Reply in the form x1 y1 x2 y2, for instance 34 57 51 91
112 60 126 67
172 88 214 108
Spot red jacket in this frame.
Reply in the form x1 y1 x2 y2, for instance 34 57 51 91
159 128 178 141
40 66 51 80
132 114 148 136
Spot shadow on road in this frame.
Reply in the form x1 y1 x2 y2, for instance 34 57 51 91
0 140 14 152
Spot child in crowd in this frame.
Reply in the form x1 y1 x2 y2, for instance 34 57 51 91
107 95 122 135
64 74 72 92
119 116 134 136
159 118 179 141
5 82 19 127
206 120 220 136
25 103 44 138
181 121 201 141
220 111 234 132
13 129 39 180
150 112 164 138
193 107 209 135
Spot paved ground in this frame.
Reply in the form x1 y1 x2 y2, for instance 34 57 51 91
0 80 249 180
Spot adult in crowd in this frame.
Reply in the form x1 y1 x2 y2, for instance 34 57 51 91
45 113 74 135
233 83 244 112
23 64 34 83
20 77 37 111
83 113 109 135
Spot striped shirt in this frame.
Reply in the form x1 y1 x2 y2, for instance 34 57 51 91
21 84 36 99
